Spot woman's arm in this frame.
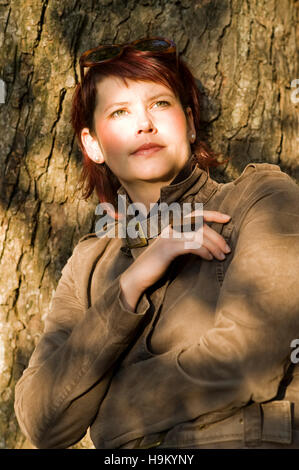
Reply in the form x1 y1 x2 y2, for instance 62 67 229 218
119 210 232 311
14 209 231 449
14 245 151 449
94 171 299 447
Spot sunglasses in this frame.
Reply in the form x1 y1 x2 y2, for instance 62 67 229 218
79 37 178 86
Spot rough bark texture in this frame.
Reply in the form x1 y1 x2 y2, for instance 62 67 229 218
0 0 298 449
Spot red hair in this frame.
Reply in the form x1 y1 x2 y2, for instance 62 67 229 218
71 46 228 208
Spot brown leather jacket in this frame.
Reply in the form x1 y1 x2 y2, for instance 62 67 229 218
14 160 299 449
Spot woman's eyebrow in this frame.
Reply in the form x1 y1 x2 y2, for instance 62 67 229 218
103 93 174 113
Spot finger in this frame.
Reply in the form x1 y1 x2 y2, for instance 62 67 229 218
187 244 214 260
202 210 231 222
163 222 231 260
181 224 229 259
184 209 230 220
175 227 227 260
183 210 231 228
202 223 231 253
202 237 230 260
178 221 231 254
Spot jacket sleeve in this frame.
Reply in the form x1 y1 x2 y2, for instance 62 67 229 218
14 242 150 449
95 171 299 444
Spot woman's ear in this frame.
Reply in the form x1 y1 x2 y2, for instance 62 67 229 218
80 128 105 164
185 106 196 144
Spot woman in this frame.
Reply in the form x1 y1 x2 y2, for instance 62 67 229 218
14 38 299 449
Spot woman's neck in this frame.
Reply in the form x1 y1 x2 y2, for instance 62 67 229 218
121 178 174 216
119 157 195 216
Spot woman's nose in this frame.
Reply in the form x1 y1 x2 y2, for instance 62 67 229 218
136 112 157 134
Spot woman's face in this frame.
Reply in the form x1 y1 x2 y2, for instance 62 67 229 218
81 76 196 188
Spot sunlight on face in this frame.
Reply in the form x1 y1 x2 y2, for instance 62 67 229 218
91 76 195 187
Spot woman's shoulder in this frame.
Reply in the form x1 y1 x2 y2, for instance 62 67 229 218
236 162 298 197
57 230 120 305
213 162 296 203
72 228 118 261
232 162 289 185
62 229 118 279
223 161 299 202
210 162 299 236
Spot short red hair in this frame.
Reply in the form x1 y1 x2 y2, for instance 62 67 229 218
71 45 227 207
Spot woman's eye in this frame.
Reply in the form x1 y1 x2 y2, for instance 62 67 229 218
154 100 170 108
110 101 170 118
111 109 127 118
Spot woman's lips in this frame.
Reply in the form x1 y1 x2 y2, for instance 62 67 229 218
131 146 164 157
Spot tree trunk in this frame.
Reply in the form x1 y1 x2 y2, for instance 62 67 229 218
0 0 298 449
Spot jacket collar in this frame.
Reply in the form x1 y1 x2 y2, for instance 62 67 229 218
117 156 219 254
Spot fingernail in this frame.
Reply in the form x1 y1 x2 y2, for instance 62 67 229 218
224 244 231 253
219 253 226 260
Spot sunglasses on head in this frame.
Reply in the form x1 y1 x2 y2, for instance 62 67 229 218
79 37 178 86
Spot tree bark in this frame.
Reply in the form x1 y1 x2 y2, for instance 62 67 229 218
0 0 298 449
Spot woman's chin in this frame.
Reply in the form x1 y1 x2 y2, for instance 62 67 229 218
132 166 176 183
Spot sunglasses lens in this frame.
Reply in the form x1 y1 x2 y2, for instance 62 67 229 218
86 46 121 63
134 39 171 52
